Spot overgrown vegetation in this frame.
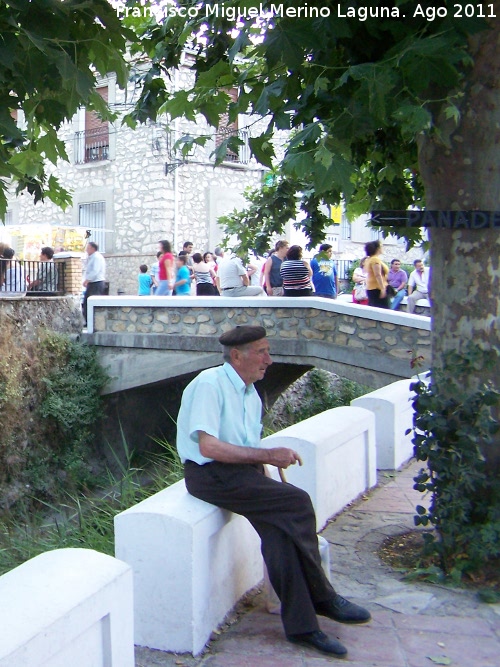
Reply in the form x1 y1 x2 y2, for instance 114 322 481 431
264 369 370 433
0 320 109 514
0 438 184 575
411 344 500 580
0 313 185 573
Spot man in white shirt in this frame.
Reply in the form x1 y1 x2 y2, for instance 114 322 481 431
407 259 431 314
216 253 265 297
82 241 106 325
177 325 371 658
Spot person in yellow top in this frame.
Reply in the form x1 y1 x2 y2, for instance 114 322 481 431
364 240 390 308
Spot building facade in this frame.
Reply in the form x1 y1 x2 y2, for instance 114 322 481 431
2 56 423 295
1 58 268 295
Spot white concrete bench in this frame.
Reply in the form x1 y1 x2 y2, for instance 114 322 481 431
0 548 133 667
401 295 431 314
114 406 376 655
337 291 430 313
114 479 262 656
262 406 377 530
351 379 415 470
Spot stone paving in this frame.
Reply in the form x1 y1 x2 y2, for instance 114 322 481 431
135 460 500 667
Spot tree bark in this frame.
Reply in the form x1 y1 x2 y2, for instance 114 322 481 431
417 5 500 470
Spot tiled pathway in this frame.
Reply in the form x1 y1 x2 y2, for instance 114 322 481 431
137 460 500 667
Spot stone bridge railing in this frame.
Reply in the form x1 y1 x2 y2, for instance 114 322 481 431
84 296 431 390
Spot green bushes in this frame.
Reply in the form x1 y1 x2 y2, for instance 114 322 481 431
411 345 500 578
265 368 370 432
0 321 109 514
38 332 109 490
0 311 183 573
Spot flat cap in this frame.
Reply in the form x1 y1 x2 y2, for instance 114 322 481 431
219 325 267 347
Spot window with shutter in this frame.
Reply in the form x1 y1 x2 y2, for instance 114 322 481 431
214 88 239 162
84 86 109 163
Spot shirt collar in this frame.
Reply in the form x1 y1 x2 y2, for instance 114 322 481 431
222 362 255 395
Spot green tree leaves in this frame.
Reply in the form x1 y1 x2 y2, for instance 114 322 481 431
0 0 129 218
410 345 500 575
124 0 487 243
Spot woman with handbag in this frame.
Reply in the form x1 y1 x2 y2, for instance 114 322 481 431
352 257 369 305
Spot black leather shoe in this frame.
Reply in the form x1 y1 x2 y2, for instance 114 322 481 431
316 594 371 624
288 630 348 656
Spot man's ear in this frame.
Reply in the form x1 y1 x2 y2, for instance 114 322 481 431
229 347 240 366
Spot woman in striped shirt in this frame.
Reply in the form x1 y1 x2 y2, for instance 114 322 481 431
192 252 219 295
280 245 313 297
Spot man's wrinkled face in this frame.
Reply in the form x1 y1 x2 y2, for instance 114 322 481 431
232 338 272 384
391 261 401 271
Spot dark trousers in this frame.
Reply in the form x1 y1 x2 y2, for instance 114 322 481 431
367 288 390 309
184 460 337 636
283 288 312 297
82 280 106 324
196 282 219 296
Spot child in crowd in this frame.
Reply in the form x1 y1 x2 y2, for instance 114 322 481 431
173 255 192 296
138 264 152 296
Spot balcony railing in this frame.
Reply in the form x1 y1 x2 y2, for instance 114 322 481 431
0 260 65 295
74 127 110 165
214 128 250 165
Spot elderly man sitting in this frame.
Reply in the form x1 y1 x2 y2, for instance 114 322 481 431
176 325 371 657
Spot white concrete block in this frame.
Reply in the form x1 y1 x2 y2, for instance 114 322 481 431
0 548 134 667
262 406 377 530
114 479 262 656
351 379 415 470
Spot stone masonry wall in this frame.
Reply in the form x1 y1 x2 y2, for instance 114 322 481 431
92 304 431 368
0 296 83 339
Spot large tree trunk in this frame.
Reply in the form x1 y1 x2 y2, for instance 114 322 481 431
418 5 500 472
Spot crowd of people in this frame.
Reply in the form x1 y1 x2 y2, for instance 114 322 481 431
139 238 429 312
354 240 431 311
139 239 344 300
1 237 430 316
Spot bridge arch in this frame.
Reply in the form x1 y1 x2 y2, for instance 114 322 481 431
83 295 430 393
83 296 430 460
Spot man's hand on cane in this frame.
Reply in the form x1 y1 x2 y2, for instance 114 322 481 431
266 447 303 469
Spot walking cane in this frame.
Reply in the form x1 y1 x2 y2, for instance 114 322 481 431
277 454 303 483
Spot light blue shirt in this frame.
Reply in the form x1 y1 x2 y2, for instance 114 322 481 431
176 363 263 465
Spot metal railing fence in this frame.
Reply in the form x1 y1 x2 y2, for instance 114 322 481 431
0 259 65 295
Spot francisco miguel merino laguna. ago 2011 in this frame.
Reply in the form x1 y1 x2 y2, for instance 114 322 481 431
116 2 497 21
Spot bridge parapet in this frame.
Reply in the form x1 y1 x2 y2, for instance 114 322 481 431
85 296 430 390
